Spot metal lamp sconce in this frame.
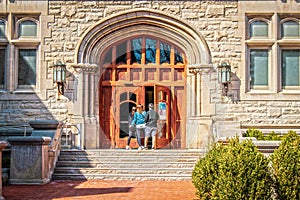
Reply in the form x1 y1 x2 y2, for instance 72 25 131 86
52 61 66 99
218 62 231 96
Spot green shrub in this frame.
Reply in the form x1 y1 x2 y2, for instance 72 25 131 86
244 129 282 140
192 137 273 200
243 128 265 140
271 131 300 199
265 131 282 141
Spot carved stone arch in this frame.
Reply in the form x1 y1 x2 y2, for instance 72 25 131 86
75 8 211 66
72 8 215 149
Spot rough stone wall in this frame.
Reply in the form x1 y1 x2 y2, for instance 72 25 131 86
0 99 69 124
44 0 240 119
45 1 240 65
216 101 300 126
2 0 299 134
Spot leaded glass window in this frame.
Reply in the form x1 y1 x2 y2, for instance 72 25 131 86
281 20 299 37
250 20 268 37
18 20 37 37
116 41 127 65
160 42 170 64
282 50 300 87
175 48 184 64
146 38 156 64
0 20 5 37
0 48 5 88
131 38 142 64
18 49 36 86
250 49 269 87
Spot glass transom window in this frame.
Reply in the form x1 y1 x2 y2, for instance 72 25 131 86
101 36 185 82
250 20 268 37
18 20 37 37
281 20 299 37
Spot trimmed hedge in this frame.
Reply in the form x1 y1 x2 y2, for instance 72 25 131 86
192 137 273 200
243 128 282 141
271 131 300 199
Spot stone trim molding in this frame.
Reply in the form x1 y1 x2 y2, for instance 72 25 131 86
75 8 211 66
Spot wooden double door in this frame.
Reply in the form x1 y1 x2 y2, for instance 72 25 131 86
99 84 185 149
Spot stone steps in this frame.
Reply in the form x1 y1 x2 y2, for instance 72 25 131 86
52 149 205 181
56 161 196 168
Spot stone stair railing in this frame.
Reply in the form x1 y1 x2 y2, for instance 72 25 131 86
7 120 63 185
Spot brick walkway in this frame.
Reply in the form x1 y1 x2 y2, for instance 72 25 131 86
2 180 198 200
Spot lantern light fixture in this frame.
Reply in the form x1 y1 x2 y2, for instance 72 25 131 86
52 61 66 98
218 62 231 96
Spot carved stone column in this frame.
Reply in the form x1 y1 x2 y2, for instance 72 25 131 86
186 64 215 149
71 64 99 149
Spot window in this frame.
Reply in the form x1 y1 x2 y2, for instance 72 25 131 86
0 48 5 89
18 19 37 38
281 20 299 37
245 14 300 96
101 36 185 83
160 42 170 64
0 20 5 37
131 38 142 64
250 20 269 38
18 49 36 88
250 49 269 88
282 49 300 87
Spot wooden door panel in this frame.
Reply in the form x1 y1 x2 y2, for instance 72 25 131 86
99 86 113 148
115 87 142 148
155 85 172 149
172 86 185 149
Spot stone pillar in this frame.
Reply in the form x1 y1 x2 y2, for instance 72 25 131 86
0 141 7 200
71 64 98 149
8 137 51 185
186 64 215 149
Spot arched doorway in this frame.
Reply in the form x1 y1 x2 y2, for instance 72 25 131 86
99 36 186 149
75 9 212 150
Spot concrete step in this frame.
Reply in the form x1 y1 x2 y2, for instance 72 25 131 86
52 149 205 181
58 155 199 162
56 161 196 168
54 167 193 174
52 173 193 181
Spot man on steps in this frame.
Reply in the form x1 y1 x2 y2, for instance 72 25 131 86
144 103 159 150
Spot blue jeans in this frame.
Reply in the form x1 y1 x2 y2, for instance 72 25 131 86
136 128 144 147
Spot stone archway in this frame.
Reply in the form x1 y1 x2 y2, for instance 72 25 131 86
72 9 213 149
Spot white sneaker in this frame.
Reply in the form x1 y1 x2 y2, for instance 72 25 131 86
126 145 131 150
138 146 142 150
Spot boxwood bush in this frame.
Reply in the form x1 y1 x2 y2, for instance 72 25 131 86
271 131 300 200
243 128 282 141
192 137 273 200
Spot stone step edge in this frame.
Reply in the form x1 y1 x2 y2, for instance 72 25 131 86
61 149 205 152
54 167 194 170
52 173 192 177
56 161 198 164
58 155 201 158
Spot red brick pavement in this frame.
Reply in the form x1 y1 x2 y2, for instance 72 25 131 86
2 180 198 200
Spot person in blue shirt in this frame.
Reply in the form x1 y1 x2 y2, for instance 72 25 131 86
126 106 136 150
130 104 146 150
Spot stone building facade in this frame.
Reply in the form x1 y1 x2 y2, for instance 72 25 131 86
0 0 300 150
